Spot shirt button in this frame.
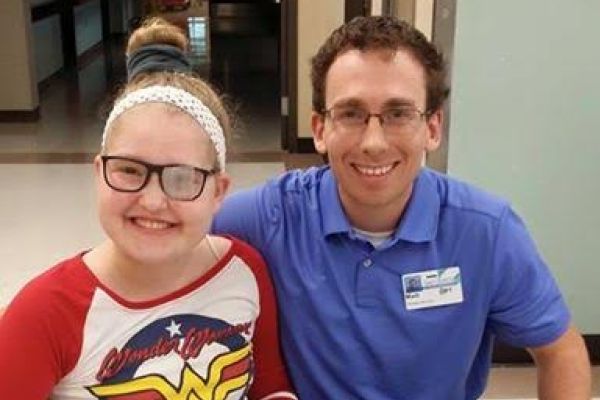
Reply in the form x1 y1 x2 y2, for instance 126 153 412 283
363 259 373 268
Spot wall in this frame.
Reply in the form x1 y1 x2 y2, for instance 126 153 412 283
371 0 383 15
0 0 38 110
448 0 600 332
0 0 39 110
393 0 414 24
390 0 433 41
414 0 433 40
296 0 344 138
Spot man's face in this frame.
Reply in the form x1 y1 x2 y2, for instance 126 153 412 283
312 49 442 230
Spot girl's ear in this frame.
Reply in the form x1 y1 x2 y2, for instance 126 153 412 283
93 154 103 178
211 172 231 212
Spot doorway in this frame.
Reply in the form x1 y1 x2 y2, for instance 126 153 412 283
208 0 283 156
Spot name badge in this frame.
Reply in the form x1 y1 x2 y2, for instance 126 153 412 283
402 267 463 310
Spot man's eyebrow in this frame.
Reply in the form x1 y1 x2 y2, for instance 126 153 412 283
383 98 418 108
330 98 420 109
330 98 365 109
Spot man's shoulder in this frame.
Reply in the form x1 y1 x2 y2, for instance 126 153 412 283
227 165 327 196
214 166 331 238
268 165 329 193
422 168 509 221
227 165 329 206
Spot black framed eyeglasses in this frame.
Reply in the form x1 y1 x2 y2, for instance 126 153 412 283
322 105 430 135
101 156 216 201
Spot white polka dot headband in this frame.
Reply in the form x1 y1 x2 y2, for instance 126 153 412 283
102 85 226 171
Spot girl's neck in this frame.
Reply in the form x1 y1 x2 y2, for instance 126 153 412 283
83 235 227 302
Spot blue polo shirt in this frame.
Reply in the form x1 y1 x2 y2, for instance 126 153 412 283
212 166 570 399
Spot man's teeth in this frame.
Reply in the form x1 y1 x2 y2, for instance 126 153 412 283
355 164 394 176
134 218 171 229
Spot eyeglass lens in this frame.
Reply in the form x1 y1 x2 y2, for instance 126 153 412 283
329 106 424 133
103 157 208 201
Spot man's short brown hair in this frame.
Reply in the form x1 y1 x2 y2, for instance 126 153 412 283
311 16 449 114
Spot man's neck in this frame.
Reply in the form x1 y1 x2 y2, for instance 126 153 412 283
339 186 413 232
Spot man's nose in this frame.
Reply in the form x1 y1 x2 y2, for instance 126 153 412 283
360 115 389 154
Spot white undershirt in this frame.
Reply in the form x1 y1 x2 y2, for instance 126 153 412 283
352 227 394 248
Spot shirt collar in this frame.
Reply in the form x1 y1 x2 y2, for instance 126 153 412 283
320 168 353 236
320 167 440 243
394 168 440 243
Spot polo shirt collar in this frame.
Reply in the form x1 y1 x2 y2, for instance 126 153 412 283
319 167 440 243
394 168 440 243
320 168 352 236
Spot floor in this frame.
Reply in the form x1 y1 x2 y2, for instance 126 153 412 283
0 4 597 398
483 365 599 398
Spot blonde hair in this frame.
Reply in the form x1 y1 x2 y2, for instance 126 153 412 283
105 18 231 170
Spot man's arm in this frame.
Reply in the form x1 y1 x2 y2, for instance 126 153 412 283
527 324 591 399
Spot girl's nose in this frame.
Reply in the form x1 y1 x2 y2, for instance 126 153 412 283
138 174 168 210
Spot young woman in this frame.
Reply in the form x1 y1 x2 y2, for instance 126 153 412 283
0 18 295 400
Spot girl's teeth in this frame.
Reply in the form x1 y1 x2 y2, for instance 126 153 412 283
134 218 170 229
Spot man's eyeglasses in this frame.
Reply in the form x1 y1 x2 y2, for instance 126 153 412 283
322 105 429 135
101 156 216 201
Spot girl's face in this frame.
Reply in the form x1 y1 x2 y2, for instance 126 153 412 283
94 102 229 268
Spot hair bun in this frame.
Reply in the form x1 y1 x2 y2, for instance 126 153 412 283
127 17 187 54
126 17 191 81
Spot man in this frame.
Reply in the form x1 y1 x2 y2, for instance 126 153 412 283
213 16 591 399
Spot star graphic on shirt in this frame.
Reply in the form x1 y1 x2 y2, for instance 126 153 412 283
165 319 182 338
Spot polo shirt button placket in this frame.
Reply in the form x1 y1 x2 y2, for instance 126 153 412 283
356 258 377 306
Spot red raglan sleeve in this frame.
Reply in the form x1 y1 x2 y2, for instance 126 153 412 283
0 284 63 398
234 239 297 400
0 258 91 399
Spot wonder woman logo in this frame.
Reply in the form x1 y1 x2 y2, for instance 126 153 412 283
87 344 251 400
